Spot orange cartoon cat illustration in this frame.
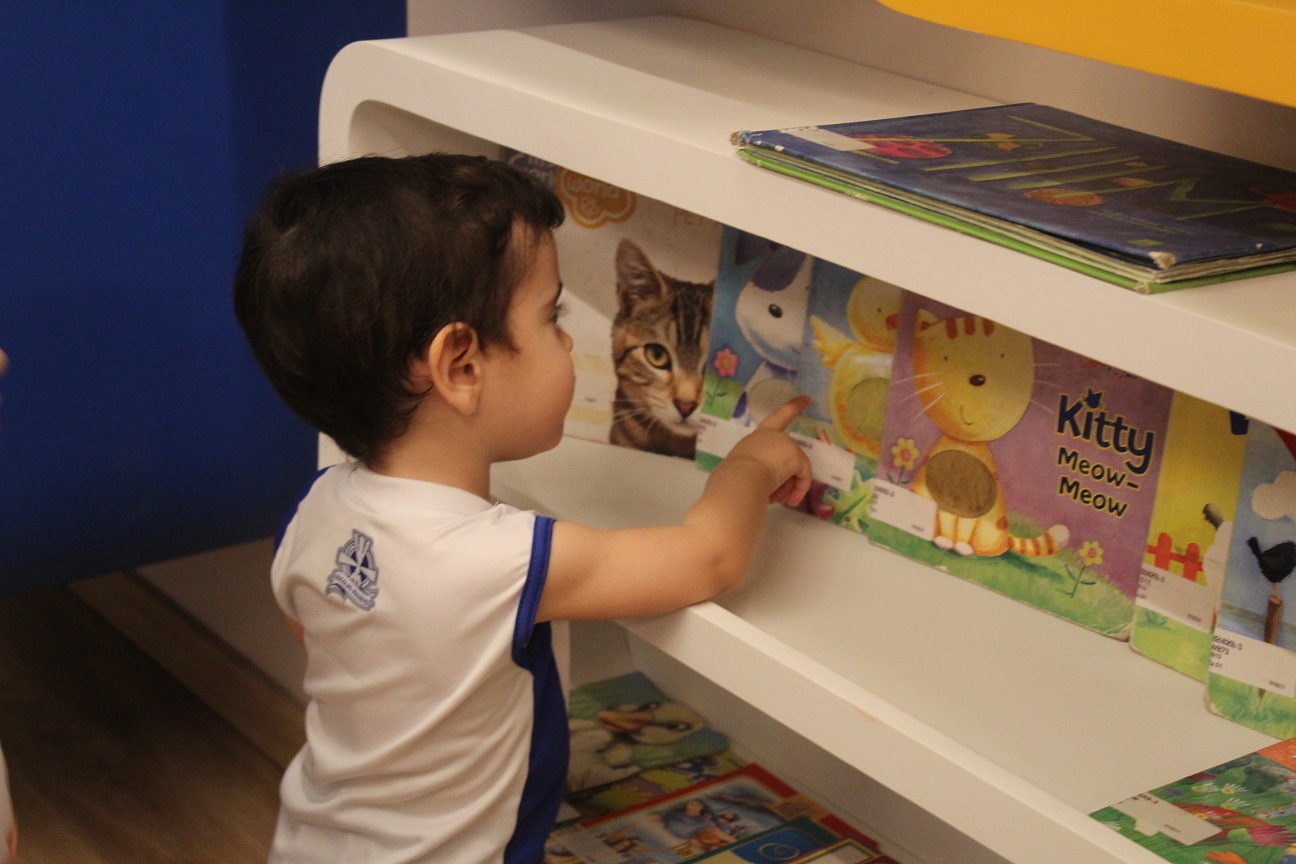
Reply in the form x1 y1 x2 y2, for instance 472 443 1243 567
910 309 1069 557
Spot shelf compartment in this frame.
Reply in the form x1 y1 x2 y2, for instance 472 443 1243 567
493 436 1274 864
321 15 1296 435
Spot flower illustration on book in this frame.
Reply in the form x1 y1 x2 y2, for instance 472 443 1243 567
887 436 920 485
713 347 739 378
1062 539 1103 598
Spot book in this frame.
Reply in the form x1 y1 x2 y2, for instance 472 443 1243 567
869 292 1174 637
733 103 1296 293
694 228 895 510
546 763 878 864
1207 420 1296 738
503 150 723 458
785 260 904 534
566 671 730 794
1091 736 1296 863
696 227 813 472
562 751 750 823
1131 394 1250 681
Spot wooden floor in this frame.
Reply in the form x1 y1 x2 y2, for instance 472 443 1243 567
0 579 299 863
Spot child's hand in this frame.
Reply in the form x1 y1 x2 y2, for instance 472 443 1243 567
725 395 813 507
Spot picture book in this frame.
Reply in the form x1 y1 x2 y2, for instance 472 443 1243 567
694 227 890 503
562 751 749 823
785 260 905 535
696 226 812 472
1091 736 1296 863
566 671 730 794
781 837 891 864
869 292 1174 637
733 103 1296 292
1208 420 1296 738
691 820 893 864
546 763 878 864
1131 393 1250 681
503 150 723 459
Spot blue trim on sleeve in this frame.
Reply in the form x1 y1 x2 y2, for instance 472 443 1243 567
505 514 568 864
273 466 330 552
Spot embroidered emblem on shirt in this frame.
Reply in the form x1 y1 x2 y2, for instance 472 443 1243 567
326 529 380 610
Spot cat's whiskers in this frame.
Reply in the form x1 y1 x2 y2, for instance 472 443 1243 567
911 391 944 422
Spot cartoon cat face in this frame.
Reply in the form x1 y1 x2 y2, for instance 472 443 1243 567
912 309 1035 443
734 247 810 372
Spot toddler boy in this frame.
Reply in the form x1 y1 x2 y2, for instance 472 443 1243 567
233 152 811 864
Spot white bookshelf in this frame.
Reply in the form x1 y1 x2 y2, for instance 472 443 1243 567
321 11 1290 863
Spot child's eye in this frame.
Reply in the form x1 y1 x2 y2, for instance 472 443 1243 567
551 302 568 324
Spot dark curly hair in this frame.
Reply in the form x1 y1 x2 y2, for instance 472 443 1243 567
233 153 565 465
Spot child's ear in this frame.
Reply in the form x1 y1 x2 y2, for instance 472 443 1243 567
420 323 483 415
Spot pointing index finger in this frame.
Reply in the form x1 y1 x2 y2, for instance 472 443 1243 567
757 395 812 432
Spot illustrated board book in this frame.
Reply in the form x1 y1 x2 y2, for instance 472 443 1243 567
545 763 880 864
1132 393 1250 682
869 292 1174 638
561 750 748 824
503 150 722 460
733 103 1296 293
785 259 905 535
1208 420 1296 738
565 671 730 794
1090 736 1296 863
694 227 889 504
696 226 813 473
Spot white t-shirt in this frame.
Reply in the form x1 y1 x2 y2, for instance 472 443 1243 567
269 464 566 864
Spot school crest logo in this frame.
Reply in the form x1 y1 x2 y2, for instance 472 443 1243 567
326 529 380 611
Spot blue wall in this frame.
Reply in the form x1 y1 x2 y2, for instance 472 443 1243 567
0 2 405 594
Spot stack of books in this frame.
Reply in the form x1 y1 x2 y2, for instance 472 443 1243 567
552 671 893 864
733 103 1296 294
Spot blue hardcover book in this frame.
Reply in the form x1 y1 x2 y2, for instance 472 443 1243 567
734 103 1296 292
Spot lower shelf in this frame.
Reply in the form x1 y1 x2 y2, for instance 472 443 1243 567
494 435 1275 864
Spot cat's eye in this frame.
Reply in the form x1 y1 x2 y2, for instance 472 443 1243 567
768 303 783 318
643 343 672 369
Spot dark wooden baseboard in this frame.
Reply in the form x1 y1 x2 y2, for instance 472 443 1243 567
70 571 305 769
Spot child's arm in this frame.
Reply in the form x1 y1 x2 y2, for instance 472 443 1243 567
536 396 813 622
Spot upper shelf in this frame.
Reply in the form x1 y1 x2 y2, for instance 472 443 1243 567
321 15 1296 434
873 0 1296 109
492 436 1274 864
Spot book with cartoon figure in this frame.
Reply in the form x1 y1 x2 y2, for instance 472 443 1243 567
1091 736 1296 863
785 260 904 535
733 103 1296 292
545 763 881 864
561 750 749 824
696 227 812 472
566 671 730 794
869 292 1174 637
502 151 722 459
1208 421 1296 738
1132 393 1250 681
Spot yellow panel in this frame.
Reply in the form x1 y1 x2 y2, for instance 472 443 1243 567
874 0 1296 108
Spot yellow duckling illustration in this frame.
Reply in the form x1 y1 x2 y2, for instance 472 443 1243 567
810 276 902 458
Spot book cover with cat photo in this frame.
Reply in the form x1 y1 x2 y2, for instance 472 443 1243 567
696 226 812 471
785 261 904 535
869 293 1174 638
1207 420 1296 738
1131 393 1249 682
502 150 722 460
